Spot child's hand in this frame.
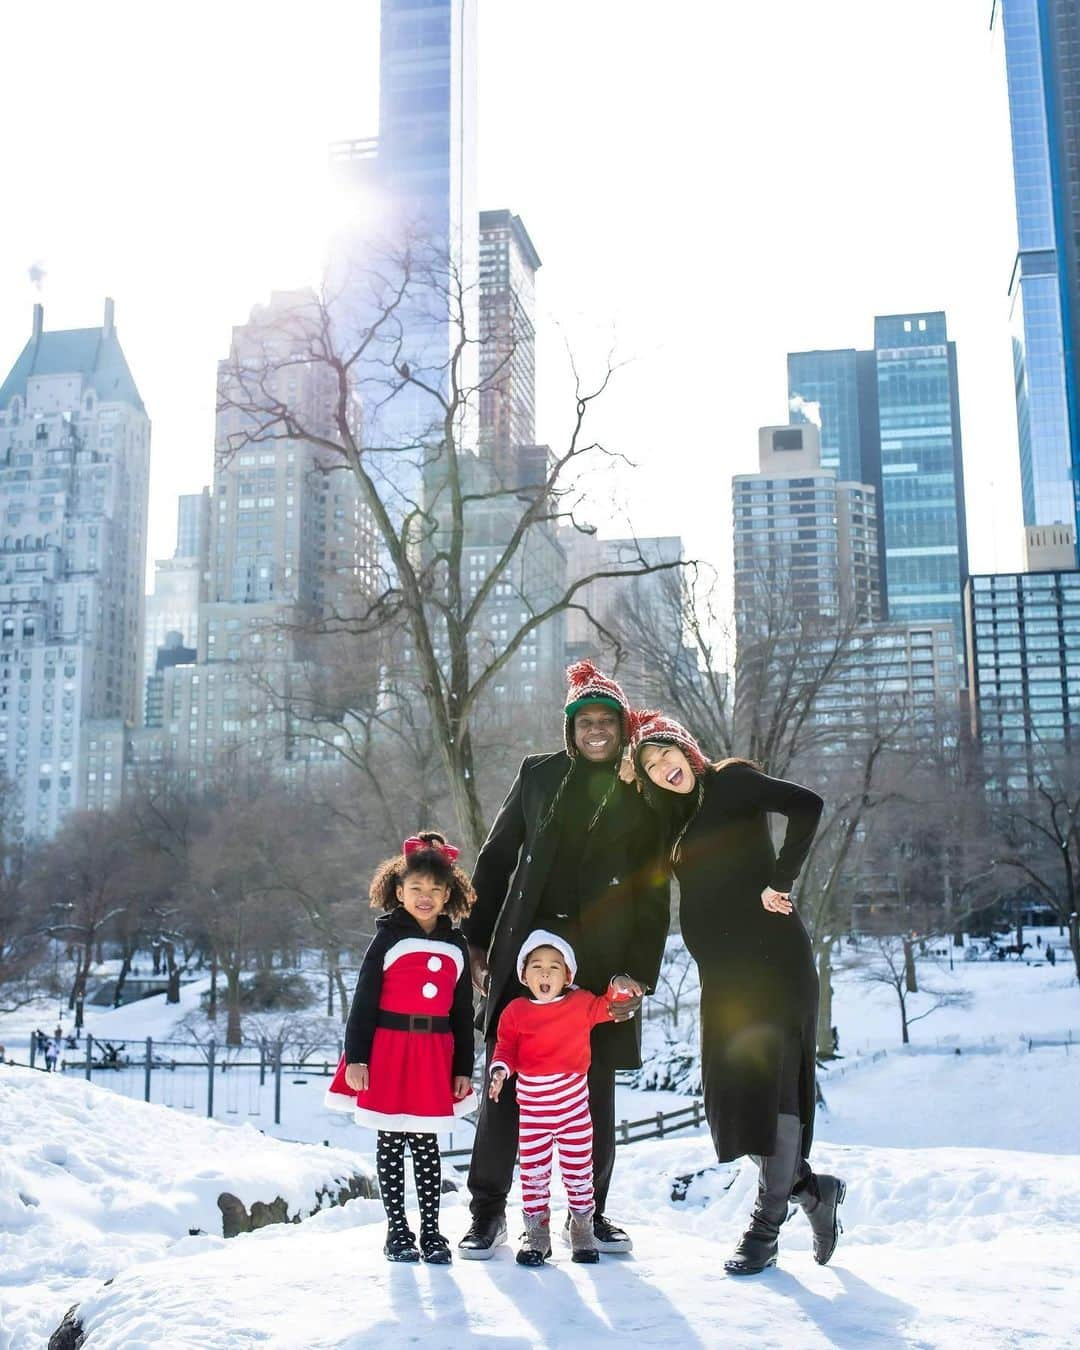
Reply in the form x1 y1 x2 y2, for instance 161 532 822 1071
344 1062 369 1092
488 1068 507 1102
452 1075 472 1101
607 975 643 1020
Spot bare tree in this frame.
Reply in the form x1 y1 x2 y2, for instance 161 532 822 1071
992 743 1080 984
215 239 690 852
32 811 146 1030
852 935 970 1045
0 780 47 1013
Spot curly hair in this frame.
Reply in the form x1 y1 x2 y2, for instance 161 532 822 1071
368 829 476 920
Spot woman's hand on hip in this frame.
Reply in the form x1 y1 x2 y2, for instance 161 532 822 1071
761 887 793 915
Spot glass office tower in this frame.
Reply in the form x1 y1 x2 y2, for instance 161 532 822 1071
995 0 1080 549
788 347 885 604
329 0 478 518
874 313 968 649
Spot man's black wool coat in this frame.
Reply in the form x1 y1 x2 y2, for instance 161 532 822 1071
462 751 671 1070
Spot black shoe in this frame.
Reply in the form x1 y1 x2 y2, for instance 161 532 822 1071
457 1214 508 1261
383 1228 420 1263
723 1217 779 1276
420 1232 452 1265
793 1173 846 1265
591 1213 632 1253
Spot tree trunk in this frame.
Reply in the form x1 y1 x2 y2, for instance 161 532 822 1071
72 954 89 1032
152 944 163 976
225 967 243 1048
334 966 349 1024
165 944 181 1004
816 939 836 1059
1069 912 1080 985
898 991 909 1045
113 943 134 1008
903 937 918 993
208 954 219 1021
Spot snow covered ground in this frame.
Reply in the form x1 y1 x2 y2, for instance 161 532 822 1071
0 1068 373 1350
0 945 1077 1347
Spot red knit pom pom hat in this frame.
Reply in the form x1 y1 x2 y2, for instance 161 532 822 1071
629 709 709 776
563 659 632 756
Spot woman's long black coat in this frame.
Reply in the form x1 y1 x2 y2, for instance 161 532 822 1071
671 762 823 1162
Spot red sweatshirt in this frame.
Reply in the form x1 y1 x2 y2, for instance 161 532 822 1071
491 986 616 1078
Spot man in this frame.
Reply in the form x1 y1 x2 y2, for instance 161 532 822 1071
459 660 671 1258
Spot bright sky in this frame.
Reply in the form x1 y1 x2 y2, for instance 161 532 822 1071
0 0 1022 594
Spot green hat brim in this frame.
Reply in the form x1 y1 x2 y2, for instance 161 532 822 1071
565 694 625 720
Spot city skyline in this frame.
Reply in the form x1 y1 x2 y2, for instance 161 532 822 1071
0 1 1023 594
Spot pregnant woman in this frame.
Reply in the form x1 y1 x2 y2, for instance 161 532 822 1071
628 710 845 1275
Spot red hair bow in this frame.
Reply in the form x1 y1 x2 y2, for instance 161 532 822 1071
403 836 460 864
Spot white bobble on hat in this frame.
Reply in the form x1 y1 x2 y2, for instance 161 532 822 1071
516 929 577 984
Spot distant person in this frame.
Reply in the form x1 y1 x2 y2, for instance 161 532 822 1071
1047 943 1056 967
0 1044 7 1065
325 831 476 1264
44 1039 59 1072
630 710 845 1276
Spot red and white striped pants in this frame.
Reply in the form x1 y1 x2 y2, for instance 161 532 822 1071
517 1071 594 1216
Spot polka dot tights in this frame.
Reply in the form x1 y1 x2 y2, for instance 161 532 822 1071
376 1130 443 1240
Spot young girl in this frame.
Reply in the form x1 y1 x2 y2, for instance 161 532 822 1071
489 929 635 1266
326 831 477 1264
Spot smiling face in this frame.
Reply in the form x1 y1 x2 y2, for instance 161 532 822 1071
395 871 450 933
639 741 697 794
573 704 622 762
522 946 570 1002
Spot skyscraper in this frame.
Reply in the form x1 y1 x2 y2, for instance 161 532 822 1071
143 489 209 703
993 0 1080 551
206 291 374 663
873 313 968 646
0 301 150 837
732 424 880 628
789 313 968 649
330 0 479 514
479 209 541 485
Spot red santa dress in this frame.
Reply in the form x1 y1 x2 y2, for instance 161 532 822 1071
326 908 476 1131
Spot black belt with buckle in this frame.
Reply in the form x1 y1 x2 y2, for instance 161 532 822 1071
376 1011 451 1033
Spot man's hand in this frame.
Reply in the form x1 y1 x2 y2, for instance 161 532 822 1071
344 1062 369 1092
452 1075 472 1101
469 944 491 997
617 746 638 786
761 887 793 916
607 974 644 1021
488 1067 507 1102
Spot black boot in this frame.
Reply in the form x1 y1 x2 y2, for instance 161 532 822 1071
457 1213 508 1261
383 1226 420 1262
793 1172 846 1265
420 1231 453 1265
724 1114 802 1276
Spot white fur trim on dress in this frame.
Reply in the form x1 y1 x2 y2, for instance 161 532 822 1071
516 928 577 983
382 937 465 977
350 1091 476 1133
324 1088 359 1114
